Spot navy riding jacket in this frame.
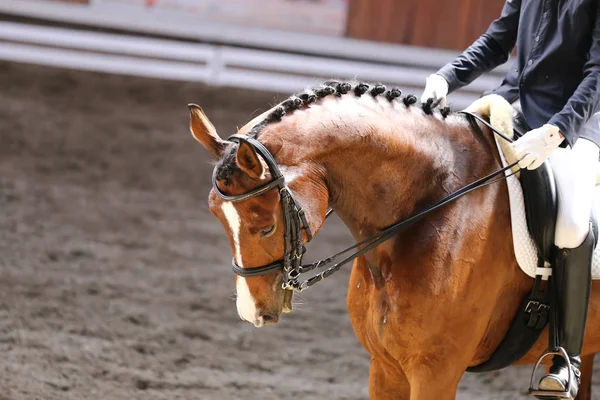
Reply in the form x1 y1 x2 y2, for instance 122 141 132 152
437 0 600 147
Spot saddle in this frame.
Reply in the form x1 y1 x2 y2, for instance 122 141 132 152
463 104 598 374
514 106 559 264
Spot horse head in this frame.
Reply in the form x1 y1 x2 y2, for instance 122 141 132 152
188 103 329 327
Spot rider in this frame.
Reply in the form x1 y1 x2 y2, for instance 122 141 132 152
421 0 600 398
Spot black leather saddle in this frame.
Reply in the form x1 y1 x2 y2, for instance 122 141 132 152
465 104 597 373
513 104 559 264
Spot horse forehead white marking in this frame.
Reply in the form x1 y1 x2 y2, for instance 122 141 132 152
221 201 259 325
221 201 243 267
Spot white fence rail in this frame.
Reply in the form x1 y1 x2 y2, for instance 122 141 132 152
0 1 508 108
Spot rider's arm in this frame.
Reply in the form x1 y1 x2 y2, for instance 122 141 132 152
436 0 521 93
548 3 600 147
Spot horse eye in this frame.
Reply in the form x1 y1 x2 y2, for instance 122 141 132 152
259 225 276 238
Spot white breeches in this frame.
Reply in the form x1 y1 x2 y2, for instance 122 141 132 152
550 114 600 249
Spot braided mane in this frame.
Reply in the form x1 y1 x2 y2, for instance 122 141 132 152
215 80 451 184
246 80 451 138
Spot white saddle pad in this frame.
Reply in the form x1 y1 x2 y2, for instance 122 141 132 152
494 137 600 280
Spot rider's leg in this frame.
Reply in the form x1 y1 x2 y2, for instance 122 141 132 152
552 137 598 250
538 134 599 398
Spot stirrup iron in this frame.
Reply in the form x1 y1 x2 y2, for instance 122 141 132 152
529 347 573 399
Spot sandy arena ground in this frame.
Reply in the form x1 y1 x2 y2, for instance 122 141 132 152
1 61 599 400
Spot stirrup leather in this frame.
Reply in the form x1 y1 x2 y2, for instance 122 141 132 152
529 347 575 399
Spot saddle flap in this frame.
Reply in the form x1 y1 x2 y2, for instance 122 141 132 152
520 165 558 263
512 105 558 263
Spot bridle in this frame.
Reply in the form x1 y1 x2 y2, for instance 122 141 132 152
212 134 314 291
213 114 519 291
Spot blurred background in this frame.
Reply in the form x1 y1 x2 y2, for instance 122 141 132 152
0 0 510 107
0 1 597 399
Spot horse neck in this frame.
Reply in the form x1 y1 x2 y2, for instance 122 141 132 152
262 96 501 242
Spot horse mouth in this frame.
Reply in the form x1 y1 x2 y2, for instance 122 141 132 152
252 312 280 327
282 289 293 313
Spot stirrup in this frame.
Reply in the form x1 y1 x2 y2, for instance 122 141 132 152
529 347 573 399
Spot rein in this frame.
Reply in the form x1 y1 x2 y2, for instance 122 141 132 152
213 112 519 291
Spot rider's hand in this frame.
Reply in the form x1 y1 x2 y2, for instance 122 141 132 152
512 124 564 170
421 74 449 107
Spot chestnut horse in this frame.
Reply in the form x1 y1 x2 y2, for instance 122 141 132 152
188 82 600 399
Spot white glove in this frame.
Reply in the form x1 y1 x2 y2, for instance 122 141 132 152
421 74 449 107
512 124 564 170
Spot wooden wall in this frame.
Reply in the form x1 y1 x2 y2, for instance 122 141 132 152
345 0 506 50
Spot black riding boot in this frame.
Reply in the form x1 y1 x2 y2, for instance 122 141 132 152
538 227 595 399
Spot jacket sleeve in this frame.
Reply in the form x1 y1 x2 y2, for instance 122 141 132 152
437 0 521 93
548 2 600 147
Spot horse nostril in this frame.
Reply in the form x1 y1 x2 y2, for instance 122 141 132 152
261 312 279 325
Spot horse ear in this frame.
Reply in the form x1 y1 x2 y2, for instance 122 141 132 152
188 104 228 159
236 141 264 180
